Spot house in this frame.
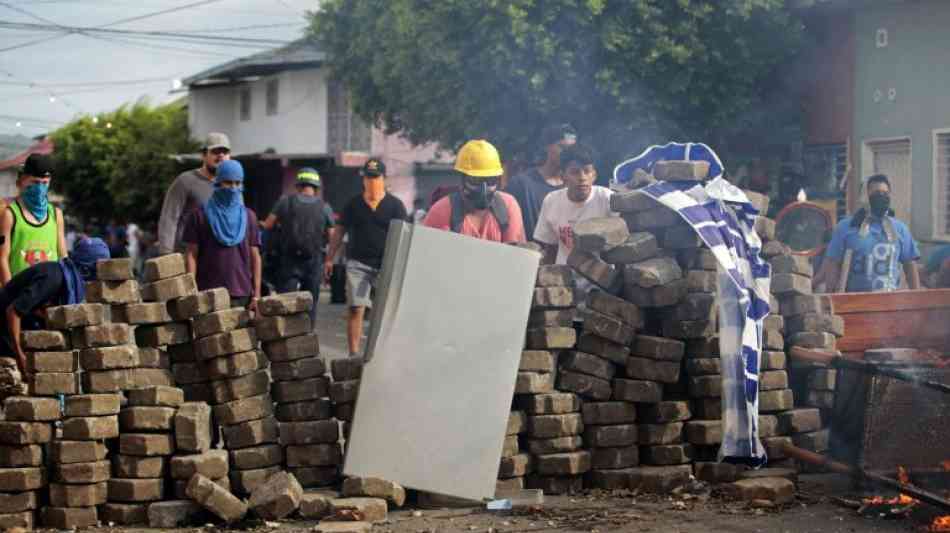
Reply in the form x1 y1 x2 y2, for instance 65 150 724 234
801 0 950 251
182 39 452 218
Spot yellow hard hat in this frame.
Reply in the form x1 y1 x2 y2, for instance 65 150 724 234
454 139 503 178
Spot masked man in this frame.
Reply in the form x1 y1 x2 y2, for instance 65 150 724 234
182 160 262 311
423 139 526 243
158 132 231 254
823 174 920 292
0 153 68 284
324 158 407 358
1 237 110 379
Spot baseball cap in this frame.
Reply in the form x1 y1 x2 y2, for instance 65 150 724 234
361 157 386 177
204 132 231 151
296 167 321 188
22 153 53 177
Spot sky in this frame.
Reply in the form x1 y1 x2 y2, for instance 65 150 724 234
0 0 316 136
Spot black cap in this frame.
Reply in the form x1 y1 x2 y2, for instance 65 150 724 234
540 123 577 147
22 153 53 177
361 157 386 177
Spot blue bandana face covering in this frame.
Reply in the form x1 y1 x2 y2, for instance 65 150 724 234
204 186 247 247
22 182 50 220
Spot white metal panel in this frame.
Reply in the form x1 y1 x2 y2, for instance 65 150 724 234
343 221 540 501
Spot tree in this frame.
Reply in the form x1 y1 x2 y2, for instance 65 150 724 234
310 0 804 170
51 100 197 225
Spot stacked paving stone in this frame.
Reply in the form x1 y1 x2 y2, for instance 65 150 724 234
328 357 360 477
499 409 528 492
91 258 164 395
0 396 56 529
101 388 181 525
190 300 269 497
168 287 232 403
130 254 195 396
47 393 120 528
764 240 843 470
519 265 587 495
256 291 338 490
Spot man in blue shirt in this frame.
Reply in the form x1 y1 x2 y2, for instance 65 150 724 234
823 174 920 292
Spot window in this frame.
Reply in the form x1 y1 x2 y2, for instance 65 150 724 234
934 130 950 238
239 86 251 121
327 79 372 153
803 143 848 220
266 78 279 116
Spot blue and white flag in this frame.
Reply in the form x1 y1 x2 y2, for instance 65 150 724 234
612 141 725 186
639 176 772 465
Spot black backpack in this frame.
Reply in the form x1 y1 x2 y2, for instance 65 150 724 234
448 192 509 234
281 195 326 259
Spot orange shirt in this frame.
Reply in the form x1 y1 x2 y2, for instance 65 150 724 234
423 191 526 243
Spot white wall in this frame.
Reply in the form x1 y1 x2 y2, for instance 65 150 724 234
188 68 329 155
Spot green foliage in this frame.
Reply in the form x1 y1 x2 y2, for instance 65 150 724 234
310 0 804 167
51 100 198 224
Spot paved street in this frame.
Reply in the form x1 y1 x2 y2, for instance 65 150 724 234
314 291 357 360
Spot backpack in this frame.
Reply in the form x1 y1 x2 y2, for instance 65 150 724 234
448 192 509 234
281 195 326 259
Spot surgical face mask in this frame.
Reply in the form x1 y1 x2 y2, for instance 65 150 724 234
22 182 50 219
463 180 497 209
869 191 890 218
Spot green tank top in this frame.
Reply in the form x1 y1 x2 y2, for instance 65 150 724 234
8 201 59 277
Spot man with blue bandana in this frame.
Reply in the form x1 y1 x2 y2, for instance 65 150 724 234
0 153 68 284
182 160 262 311
0 237 109 379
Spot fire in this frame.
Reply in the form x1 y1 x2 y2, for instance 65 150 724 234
930 516 950 531
861 466 917 507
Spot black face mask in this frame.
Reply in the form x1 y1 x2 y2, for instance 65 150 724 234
464 181 494 210
869 192 891 218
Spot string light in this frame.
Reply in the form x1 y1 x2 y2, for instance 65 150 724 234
15 121 22 127
48 95 56 103
105 122 112 129
91 116 99 124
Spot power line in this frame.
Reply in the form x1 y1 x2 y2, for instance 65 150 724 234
0 76 174 88
0 32 70 53
102 0 226 28
0 21 292 47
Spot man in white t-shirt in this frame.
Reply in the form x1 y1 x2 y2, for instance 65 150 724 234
534 143 614 265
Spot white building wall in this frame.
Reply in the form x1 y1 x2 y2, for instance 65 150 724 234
188 86 235 145
188 68 329 156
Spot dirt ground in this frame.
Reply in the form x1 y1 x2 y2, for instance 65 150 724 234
76 474 931 533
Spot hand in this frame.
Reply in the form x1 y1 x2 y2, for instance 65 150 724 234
15 352 31 383
323 260 333 283
247 297 259 315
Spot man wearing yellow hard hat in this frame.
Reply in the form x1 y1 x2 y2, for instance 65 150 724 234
423 140 526 243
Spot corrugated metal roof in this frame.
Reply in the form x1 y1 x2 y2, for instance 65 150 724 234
182 38 325 87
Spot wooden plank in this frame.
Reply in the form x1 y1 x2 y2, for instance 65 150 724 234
830 289 950 356
830 289 950 314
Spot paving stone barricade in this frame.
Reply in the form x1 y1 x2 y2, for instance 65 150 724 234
0 184 846 527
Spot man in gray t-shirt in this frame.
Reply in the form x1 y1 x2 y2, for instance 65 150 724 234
157 132 231 254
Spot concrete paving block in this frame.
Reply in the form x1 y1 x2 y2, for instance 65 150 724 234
169 449 229 480
186 473 248 522
259 291 314 316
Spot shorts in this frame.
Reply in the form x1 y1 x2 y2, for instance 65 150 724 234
346 259 379 308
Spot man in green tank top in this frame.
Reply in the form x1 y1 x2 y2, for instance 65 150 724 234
0 154 67 284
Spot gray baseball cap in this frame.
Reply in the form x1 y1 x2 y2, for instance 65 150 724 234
204 132 231 151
